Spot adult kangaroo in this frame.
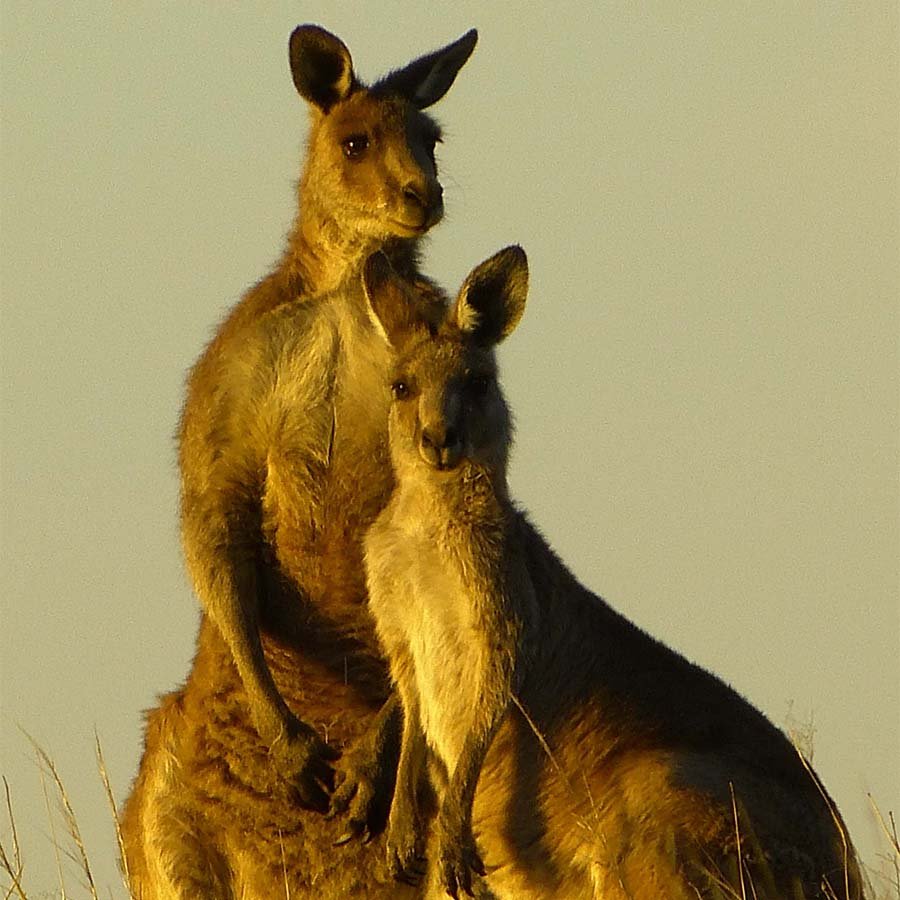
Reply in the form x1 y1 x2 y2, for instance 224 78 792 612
120 25 476 899
362 248 862 900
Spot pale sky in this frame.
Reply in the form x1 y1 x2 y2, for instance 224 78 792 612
2 3 898 895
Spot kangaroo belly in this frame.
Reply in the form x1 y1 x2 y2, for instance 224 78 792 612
366 521 485 771
412 609 481 770
406 547 484 770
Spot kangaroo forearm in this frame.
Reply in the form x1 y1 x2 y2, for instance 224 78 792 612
345 692 402 782
185 530 299 738
449 626 522 817
396 690 425 794
368 692 402 758
228 623 295 735
449 706 505 818
391 687 425 822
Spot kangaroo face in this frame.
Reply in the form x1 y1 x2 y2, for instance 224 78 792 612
362 244 529 482
290 25 477 245
388 337 505 473
305 93 444 240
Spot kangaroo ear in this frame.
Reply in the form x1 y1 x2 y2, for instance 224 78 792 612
363 253 419 348
289 25 354 112
374 29 477 109
454 246 529 346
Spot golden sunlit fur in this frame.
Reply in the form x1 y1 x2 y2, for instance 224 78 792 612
363 247 863 900
120 24 476 899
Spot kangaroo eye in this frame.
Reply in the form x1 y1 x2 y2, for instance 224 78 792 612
391 380 411 401
342 134 369 160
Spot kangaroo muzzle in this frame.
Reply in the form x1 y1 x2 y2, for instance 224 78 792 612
419 424 462 470
402 178 444 230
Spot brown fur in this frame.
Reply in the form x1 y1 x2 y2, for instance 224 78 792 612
362 247 863 900
120 24 477 899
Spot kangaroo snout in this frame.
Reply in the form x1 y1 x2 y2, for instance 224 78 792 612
402 178 443 228
420 424 461 470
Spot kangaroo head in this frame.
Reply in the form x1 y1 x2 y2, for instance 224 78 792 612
290 25 477 244
363 246 528 479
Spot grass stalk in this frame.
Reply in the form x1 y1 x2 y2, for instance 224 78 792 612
94 733 131 897
28 734 98 900
0 778 27 900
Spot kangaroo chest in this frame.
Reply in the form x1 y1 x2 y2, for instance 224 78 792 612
263 300 394 615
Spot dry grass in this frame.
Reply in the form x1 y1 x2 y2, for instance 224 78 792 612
1 778 26 899
0 734 133 900
95 734 131 894
868 797 900 900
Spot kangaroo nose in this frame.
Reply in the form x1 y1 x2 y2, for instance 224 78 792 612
421 426 456 450
403 183 428 209
420 426 461 470
403 181 443 226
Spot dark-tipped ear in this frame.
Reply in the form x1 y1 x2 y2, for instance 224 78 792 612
289 25 354 112
363 253 419 348
454 246 529 346
374 29 477 109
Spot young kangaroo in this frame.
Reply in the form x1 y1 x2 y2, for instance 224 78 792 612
363 248 862 900
121 25 476 899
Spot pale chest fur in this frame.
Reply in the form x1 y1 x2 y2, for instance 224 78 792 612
366 494 490 771
261 292 395 591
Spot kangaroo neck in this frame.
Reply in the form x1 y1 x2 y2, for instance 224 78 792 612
283 207 420 298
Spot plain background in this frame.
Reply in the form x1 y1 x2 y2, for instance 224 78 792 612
2 2 898 895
